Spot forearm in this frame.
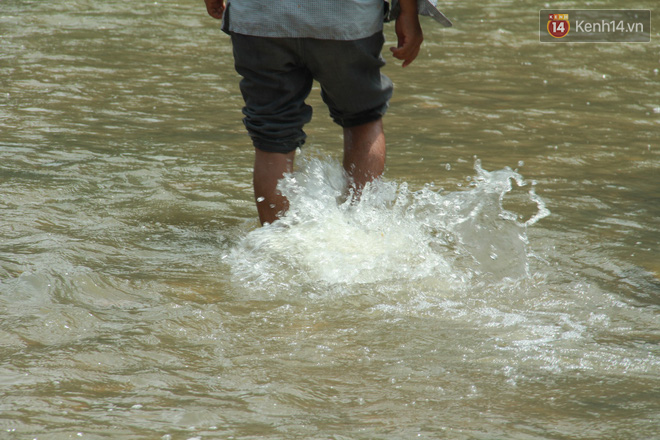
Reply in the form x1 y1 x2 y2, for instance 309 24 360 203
397 0 418 15
390 0 423 67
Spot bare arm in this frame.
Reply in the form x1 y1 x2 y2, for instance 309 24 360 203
204 0 225 19
390 0 423 67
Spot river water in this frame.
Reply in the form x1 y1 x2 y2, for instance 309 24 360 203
1 0 659 438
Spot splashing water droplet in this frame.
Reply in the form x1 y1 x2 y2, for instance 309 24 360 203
227 154 550 296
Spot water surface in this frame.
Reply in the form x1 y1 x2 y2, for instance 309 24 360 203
1 0 659 438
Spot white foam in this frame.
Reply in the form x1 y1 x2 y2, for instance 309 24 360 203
227 155 550 294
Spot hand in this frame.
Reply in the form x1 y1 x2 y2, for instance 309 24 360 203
204 0 225 19
390 10 423 67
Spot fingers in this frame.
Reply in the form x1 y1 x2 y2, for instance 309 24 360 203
390 42 421 68
204 0 225 19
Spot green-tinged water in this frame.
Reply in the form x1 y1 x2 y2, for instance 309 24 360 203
1 0 659 438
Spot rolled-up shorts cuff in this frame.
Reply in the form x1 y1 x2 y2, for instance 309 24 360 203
330 104 388 128
251 135 305 154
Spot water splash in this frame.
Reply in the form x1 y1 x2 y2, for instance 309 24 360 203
227 155 550 293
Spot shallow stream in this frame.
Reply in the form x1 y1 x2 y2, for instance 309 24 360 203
1 0 659 438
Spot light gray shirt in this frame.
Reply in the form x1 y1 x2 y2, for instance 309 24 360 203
222 0 385 40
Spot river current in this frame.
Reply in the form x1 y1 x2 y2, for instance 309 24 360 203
1 0 659 438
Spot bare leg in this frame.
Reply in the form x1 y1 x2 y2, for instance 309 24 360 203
252 119 383 225
253 148 295 225
343 118 386 191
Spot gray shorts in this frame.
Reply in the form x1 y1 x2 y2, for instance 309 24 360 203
230 32 393 154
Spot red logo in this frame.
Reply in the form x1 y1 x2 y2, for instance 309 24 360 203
547 13 570 38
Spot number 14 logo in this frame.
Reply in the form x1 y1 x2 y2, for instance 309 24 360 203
548 14 570 38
